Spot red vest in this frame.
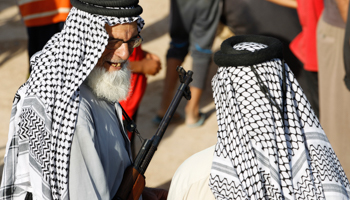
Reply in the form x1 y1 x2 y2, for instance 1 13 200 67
290 0 324 72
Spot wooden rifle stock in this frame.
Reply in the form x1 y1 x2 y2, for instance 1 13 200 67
114 166 145 200
113 66 193 200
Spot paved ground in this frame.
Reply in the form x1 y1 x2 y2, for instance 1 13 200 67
0 0 233 190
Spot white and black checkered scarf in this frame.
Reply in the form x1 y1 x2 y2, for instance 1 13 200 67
209 36 350 199
0 6 144 200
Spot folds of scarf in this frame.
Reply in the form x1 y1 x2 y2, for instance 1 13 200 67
209 41 350 200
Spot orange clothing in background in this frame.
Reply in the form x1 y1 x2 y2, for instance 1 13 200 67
18 0 71 27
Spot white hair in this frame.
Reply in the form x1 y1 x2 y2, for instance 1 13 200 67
85 62 131 102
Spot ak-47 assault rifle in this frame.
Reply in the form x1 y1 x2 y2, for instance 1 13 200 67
113 66 193 200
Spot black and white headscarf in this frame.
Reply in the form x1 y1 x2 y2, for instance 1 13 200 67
0 4 144 200
209 35 350 199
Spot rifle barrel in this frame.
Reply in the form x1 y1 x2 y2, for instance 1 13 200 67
138 67 193 173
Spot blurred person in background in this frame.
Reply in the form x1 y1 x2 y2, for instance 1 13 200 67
221 0 303 90
154 0 222 127
264 0 323 118
316 0 350 176
17 0 72 74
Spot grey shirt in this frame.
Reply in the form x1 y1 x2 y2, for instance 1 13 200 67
69 83 132 200
323 0 346 28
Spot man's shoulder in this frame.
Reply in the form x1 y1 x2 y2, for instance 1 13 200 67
78 83 97 115
79 83 101 107
78 83 114 116
80 83 94 100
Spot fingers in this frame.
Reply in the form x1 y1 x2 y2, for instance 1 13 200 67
137 52 162 75
142 54 161 75
144 60 161 75
145 52 161 62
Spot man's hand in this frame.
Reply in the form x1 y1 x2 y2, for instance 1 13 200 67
129 51 161 75
142 187 168 200
141 52 162 75
265 0 297 9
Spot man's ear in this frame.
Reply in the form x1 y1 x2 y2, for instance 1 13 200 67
105 24 112 36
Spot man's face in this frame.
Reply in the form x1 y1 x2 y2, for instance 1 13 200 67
96 22 138 72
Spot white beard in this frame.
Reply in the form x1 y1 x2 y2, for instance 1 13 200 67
85 62 131 103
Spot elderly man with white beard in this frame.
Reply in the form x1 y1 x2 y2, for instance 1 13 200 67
69 22 139 200
0 0 167 200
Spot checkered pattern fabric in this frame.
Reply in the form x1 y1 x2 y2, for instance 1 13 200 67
209 40 350 199
0 6 144 200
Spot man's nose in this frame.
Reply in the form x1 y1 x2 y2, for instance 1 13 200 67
113 43 132 61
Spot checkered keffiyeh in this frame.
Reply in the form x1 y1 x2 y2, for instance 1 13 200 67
209 36 350 199
0 6 144 200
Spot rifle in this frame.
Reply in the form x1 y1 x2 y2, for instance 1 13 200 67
113 66 193 200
